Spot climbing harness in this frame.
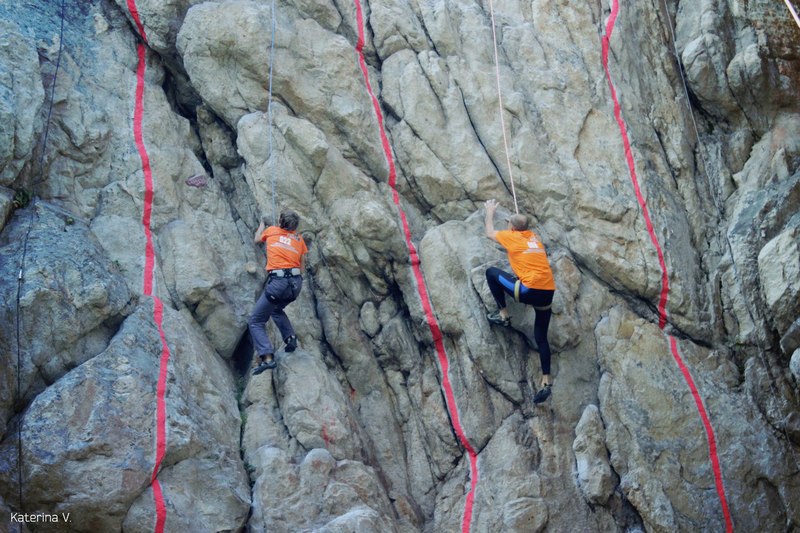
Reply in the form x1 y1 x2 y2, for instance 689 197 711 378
602 2 733 531
487 0 519 214
14 0 66 514
267 0 278 224
511 279 551 309
352 1 480 531
785 0 800 30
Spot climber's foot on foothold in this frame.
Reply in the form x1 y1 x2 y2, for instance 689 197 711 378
284 335 297 352
533 384 552 404
252 356 277 375
487 310 511 327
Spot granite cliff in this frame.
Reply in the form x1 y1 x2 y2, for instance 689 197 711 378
1 0 799 531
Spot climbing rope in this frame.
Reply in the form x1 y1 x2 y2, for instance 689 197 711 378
601 2 734 531
267 0 278 225
660 0 800 471
785 0 800 30
487 0 519 214
14 0 66 513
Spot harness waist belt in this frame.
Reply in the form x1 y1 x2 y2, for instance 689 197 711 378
268 268 302 278
513 280 552 310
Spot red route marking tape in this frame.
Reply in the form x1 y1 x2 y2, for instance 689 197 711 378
322 425 331 448
127 3 171 531
601 2 733 531
352 2 479 531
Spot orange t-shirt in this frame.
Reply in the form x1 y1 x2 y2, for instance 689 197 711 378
261 226 308 270
495 230 556 290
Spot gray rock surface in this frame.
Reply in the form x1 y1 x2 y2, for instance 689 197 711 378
0 18 43 186
1 303 249 531
574 404 617 506
0 0 798 531
0 204 132 438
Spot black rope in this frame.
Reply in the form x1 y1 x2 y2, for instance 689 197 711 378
659 0 800 472
14 0 66 512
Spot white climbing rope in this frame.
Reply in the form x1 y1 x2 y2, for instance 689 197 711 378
784 0 800 30
268 0 278 224
487 0 519 214
660 0 800 474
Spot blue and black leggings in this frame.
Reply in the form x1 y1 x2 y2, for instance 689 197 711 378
485 266 555 374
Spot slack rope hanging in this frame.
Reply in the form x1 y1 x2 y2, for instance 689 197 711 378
661 0 800 472
352 2 479 531
487 0 519 214
601 2 733 531
125 2 173 532
15 0 67 514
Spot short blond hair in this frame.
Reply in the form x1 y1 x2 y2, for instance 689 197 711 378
508 214 529 231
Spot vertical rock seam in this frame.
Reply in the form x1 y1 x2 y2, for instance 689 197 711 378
600 1 733 531
127 1 172 531
352 1 480 531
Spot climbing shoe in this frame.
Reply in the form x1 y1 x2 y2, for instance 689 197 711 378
284 335 298 352
533 384 552 404
252 357 277 375
487 310 511 327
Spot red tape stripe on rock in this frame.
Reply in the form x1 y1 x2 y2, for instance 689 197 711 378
127 2 171 531
352 2 479 530
601 2 733 531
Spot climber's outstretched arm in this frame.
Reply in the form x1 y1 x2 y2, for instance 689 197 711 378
254 220 266 244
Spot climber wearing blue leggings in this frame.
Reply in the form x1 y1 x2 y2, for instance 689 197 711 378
484 199 556 404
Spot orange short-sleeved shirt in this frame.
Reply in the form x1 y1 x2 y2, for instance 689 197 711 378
495 230 556 290
261 226 308 270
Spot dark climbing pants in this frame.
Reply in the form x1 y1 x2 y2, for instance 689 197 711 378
248 275 303 357
485 266 554 374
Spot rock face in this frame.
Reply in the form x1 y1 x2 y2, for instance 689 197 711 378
0 205 132 439
0 0 798 531
0 18 43 187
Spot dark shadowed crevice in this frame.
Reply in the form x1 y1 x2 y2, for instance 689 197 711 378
606 486 647 532
161 68 215 179
231 331 255 378
231 337 256 529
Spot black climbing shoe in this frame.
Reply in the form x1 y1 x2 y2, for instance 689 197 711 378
252 357 277 375
487 310 511 327
533 384 552 404
284 335 297 352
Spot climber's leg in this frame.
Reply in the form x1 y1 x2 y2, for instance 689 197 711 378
486 267 520 324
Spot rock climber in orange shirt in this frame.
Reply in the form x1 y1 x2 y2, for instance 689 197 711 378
249 209 308 375
484 199 556 404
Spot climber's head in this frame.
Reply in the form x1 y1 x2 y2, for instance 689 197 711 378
507 213 529 231
279 210 300 232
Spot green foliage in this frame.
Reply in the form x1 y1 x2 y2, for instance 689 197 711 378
12 188 31 210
